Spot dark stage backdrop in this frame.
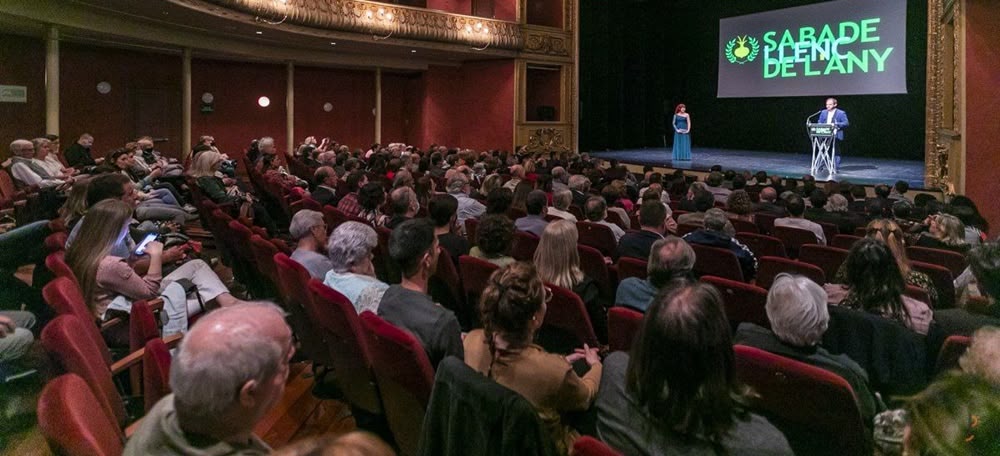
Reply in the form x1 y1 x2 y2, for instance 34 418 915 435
579 0 927 161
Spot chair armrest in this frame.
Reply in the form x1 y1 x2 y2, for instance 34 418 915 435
111 347 145 375
101 317 125 332
163 333 183 348
125 417 143 438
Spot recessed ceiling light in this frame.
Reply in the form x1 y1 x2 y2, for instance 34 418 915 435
255 31 263 35
411 49 417 53
330 42 337 45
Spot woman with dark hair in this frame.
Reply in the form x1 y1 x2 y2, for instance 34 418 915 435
828 238 933 334
596 282 792 455
726 189 754 222
948 195 989 242
485 187 514 215
834 219 938 307
414 175 436 211
469 214 515 268
464 262 602 455
357 182 389 227
671 103 692 161
511 180 534 213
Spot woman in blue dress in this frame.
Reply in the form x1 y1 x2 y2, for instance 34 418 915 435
672 103 692 161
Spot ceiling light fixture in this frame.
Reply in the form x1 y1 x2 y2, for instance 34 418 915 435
255 0 288 25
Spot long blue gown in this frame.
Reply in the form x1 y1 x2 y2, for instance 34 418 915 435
672 115 691 161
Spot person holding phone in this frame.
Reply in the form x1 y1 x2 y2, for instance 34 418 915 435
66 199 248 341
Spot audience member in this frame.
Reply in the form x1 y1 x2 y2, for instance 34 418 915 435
752 187 786 217
124 302 294 455
683 208 757 281
515 190 549 237
464 262 602 454
703 171 732 204
912 213 970 254
568 174 591 207
774 194 826 245
469 214 516 268
385 186 418 229
901 373 1000 456
584 196 625 243
356 182 389 227
615 236 695 312
548 188 578 222
534 220 605 341
725 189 754 222
311 166 340 207
596 282 793 455
428 194 470 267
64 133 101 169
617 198 669 260
445 174 486 234
378 219 462 368
323 222 388 314
189 150 277 235
9 139 68 189
734 273 880 422
336 171 369 218
288 210 333 279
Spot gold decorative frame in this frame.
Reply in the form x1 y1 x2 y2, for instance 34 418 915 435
925 0 962 192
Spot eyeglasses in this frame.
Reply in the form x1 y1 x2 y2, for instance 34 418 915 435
543 286 553 303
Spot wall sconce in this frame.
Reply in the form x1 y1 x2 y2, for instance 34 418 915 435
365 7 396 41
464 21 491 51
258 96 271 108
201 92 215 113
255 0 288 25
96 81 112 94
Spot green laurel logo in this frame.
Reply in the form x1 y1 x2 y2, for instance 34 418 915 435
725 35 760 64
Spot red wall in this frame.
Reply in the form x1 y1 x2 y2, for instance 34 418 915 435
426 0 471 15
526 67 561 121
191 60 287 159
964 1 1000 234
0 34 46 160
294 66 376 150
526 0 563 28
412 60 515 151
60 43 182 158
382 73 421 145
494 0 517 22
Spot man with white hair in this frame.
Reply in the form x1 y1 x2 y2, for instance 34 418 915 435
124 302 294 455
446 174 485 232
568 174 591 207
547 188 577 222
311 166 340 207
551 166 569 191
733 273 879 422
289 210 332 279
502 164 525 190
386 186 419 230
323 221 389 314
9 139 68 189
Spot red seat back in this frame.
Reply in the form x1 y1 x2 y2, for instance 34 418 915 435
754 212 778 234
300 196 323 212
458 255 499 327
306 280 382 414
830 234 862 250
464 217 480 245
577 244 614 300
615 256 648 281
756 256 826 289
690 244 745 282
935 335 972 374
360 312 436 456
701 275 770 330
576 221 617 257
322 204 349 230
911 260 956 308
542 283 600 348
798 245 849 282
42 276 112 365
733 345 869 455
573 436 623 456
44 231 68 253
38 374 124 456
129 299 161 354
41 315 128 427
44 251 78 283
817 221 840 244
608 307 643 353
249 234 280 286
142 338 172 413
227 219 256 262
511 231 540 261
735 232 787 258
274 253 332 366
605 210 628 231
772 225 820 258
906 246 967 277
429 246 464 318
675 223 701 237
729 218 759 234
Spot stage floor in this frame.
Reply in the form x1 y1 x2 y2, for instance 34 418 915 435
589 147 926 189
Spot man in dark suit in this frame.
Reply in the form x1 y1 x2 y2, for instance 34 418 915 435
64 133 102 169
819 98 849 167
569 174 590 208
310 166 340 207
617 199 669 260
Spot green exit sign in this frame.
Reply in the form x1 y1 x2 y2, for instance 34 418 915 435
0 85 27 103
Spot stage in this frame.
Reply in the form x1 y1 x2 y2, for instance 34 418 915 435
588 147 926 189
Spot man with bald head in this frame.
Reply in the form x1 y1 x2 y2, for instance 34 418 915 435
311 166 340 207
752 186 787 217
124 302 294 455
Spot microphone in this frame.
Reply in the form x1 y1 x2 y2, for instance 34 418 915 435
806 110 823 124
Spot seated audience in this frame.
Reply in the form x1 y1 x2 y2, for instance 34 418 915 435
683 208 758 281
596 282 793 455
548 188 578 222
752 187 786 217
385 186 418 229
486 187 514 215
288 209 332 279
511 180 534 213
568 174 591 207
774 194 826 245
336 171 368 218
310 166 340 207
584 196 625 243
378 219 462 368
901 373 1000 456
534 220 605 341
833 219 938 307
464 262 602 455
446 174 486 234
515 190 550 237
503 164 525 190
948 195 989 245
323 221 388 314
124 302 294 455
357 182 389 227
617 198 669 260
189 150 277 235
823 193 865 235
912 213 970 254
615 236 695 312
429 194 470 267
602 180 633 220
469 214 517 268
9 139 69 189
0 310 36 370
826 239 933 335
67 200 245 339
676 189 715 227
703 171 732 204
32 137 76 180
734 273 880 423
725 189 754 222
64 133 101 169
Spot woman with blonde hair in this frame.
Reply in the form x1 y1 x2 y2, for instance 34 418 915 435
66 199 245 340
58 177 91 229
914 213 970 254
534 220 605 341
464 262 602 455
479 174 503 198
834 219 938 307
188 150 277 235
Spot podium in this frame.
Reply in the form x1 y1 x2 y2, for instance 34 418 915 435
807 123 838 176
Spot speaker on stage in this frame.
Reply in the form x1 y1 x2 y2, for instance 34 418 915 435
537 106 556 121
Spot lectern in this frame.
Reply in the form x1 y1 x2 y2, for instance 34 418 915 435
807 123 838 176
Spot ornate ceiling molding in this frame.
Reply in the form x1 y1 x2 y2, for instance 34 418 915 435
523 29 570 57
197 0 523 50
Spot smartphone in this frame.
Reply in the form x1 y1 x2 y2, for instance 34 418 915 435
134 233 158 255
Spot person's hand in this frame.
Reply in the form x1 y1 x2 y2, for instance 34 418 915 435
160 221 180 233
575 344 601 366
162 245 187 263
222 177 236 186
95 157 105 164
144 241 164 257
149 168 163 179
0 315 15 338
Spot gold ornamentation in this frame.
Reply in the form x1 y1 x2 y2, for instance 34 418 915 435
925 0 961 192
526 128 570 153
524 32 569 56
